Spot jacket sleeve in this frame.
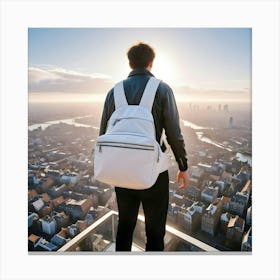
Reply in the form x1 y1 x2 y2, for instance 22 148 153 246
99 89 115 136
161 83 188 171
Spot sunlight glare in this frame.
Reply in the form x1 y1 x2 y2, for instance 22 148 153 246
152 52 177 85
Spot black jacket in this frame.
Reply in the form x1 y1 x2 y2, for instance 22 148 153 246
99 68 188 171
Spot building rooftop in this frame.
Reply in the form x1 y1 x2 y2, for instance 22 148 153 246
52 196 66 207
228 216 245 229
221 196 230 203
242 228 252 245
66 198 92 212
241 179 251 193
205 204 217 215
202 186 218 196
220 212 231 222
32 198 44 211
42 193 50 202
28 234 40 244
235 192 249 201
42 215 55 223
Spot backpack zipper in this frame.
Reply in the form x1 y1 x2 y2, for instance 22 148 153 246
113 117 152 126
97 141 160 163
97 141 154 153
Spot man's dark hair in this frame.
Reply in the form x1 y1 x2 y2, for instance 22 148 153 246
127 42 155 69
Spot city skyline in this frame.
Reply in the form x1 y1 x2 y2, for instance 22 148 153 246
28 28 251 103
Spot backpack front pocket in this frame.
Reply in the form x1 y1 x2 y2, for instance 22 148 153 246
94 135 159 189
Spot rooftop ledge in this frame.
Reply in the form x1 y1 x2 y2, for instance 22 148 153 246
58 210 219 253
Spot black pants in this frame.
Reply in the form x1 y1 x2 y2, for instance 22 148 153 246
115 171 169 251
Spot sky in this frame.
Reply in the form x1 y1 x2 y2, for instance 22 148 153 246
28 28 251 103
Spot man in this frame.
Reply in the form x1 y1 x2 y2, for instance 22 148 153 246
99 42 189 251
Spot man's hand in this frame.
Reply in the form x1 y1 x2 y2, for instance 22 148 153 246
177 170 190 189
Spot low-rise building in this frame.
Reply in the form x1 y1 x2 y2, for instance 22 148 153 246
192 201 206 214
60 172 79 184
246 206 252 227
241 227 252 251
32 198 44 212
85 233 110 252
183 205 200 233
57 228 70 240
176 206 187 228
50 234 67 248
75 185 99 195
60 198 92 221
85 207 99 225
41 193 51 203
28 189 38 200
236 172 251 192
51 196 66 208
28 212 39 228
184 185 201 201
40 215 57 235
47 170 62 182
201 186 219 204
221 171 232 183
40 177 55 192
226 216 245 245
48 183 68 198
99 187 114 206
229 192 249 216
241 179 251 195
63 190 87 201
52 211 70 229
168 203 180 216
229 176 242 195
213 180 225 193
28 234 40 250
40 203 53 217
69 224 80 238
220 212 232 234
35 237 58 251
211 162 226 176
32 175 41 185
220 196 230 212
170 193 184 207
201 202 222 236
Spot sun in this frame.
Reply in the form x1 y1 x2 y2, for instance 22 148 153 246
151 51 177 85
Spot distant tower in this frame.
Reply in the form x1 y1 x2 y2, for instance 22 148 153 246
224 104 229 112
228 116 233 128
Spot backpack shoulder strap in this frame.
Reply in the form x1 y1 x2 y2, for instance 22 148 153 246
113 81 128 109
139 77 161 111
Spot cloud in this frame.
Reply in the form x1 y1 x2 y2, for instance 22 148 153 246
28 67 114 94
29 66 251 103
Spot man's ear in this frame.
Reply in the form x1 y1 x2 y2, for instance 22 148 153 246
147 61 153 70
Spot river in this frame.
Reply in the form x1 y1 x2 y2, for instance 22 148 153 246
28 115 251 164
181 119 252 165
28 115 99 131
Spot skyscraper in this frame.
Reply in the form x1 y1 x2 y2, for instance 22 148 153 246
229 116 233 128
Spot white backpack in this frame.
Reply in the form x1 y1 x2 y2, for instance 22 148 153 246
93 77 169 190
